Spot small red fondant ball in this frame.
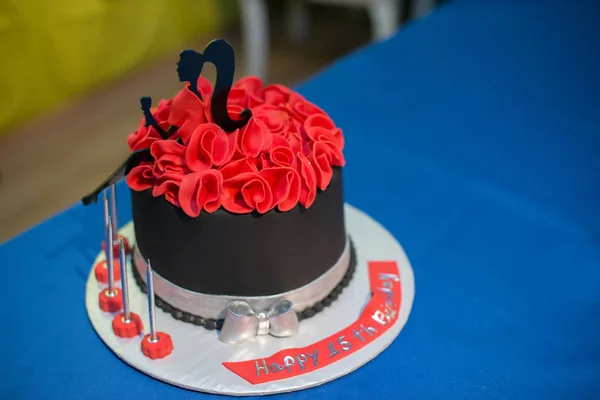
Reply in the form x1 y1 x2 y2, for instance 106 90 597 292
98 288 123 313
112 312 144 338
141 332 174 359
101 235 131 255
94 260 121 284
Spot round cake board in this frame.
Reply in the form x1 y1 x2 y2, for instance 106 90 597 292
85 204 415 396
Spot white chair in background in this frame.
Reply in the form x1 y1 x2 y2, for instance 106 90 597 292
412 0 436 18
239 0 436 80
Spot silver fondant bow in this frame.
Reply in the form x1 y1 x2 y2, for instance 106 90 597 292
219 300 299 344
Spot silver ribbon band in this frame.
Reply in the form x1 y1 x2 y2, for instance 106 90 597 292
133 237 351 320
219 300 299 344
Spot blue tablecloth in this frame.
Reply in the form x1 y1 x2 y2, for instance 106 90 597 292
3 1 599 398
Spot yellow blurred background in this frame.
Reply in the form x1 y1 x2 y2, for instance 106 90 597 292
0 0 238 134
0 0 435 242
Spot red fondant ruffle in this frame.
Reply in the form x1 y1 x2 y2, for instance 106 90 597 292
126 77 345 217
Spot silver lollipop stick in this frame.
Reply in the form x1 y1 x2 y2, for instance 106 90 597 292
103 191 110 227
146 260 157 342
106 219 115 295
109 184 118 243
119 238 130 321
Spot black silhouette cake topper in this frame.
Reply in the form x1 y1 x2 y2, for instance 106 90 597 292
81 39 249 205
177 50 206 101
177 40 252 132
140 96 172 139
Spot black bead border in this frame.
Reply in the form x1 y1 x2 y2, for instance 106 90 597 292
131 239 357 331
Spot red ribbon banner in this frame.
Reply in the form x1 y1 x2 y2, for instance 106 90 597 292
222 261 402 384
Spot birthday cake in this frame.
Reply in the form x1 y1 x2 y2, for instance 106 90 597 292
82 39 413 393
84 39 353 342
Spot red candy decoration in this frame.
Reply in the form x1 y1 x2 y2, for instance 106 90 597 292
239 118 272 158
101 235 131 256
168 81 212 143
152 175 183 208
221 172 273 214
185 123 231 169
94 259 121 284
229 76 264 108
112 312 144 338
263 84 293 106
303 113 344 150
259 167 301 212
141 333 174 359
150 140 189 180
294 152 318 209
127 99 172 151
126 162 155 191
253 105 290 135
179 169 223 216
98 288 123 313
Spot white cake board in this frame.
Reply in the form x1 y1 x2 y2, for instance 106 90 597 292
85 204 415 396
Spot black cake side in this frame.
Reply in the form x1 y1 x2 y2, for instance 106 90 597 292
131 167 347 297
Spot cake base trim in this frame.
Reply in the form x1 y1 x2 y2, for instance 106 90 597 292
132 237 353 320
131 239 357 330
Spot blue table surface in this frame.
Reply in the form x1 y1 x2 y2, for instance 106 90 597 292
2 1 599 398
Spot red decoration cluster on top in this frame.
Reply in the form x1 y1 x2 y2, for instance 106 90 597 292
126 77 345 216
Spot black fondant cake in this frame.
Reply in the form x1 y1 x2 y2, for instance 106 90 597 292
132 168 346 296
84 40 350 337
